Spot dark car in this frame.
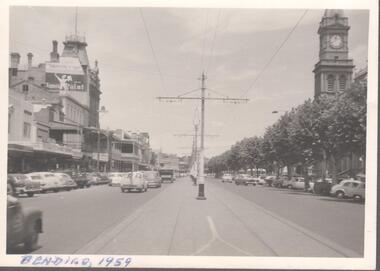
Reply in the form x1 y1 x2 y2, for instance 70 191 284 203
313 178 333 195
8 174 41 197
7 195 43 252
61 170 90 188
159 169 176 183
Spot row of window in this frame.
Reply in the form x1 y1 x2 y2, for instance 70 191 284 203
327 74 347 92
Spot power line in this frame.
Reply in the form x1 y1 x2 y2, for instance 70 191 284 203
139 8 167 94
11 40 194 80
239 9 309 99
205 9 222 74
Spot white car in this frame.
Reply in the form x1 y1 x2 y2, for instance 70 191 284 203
120 171 148 192
221 174 233 183
108 172 124 186
331 179 365 200
26 172 63 193
290 177 314 191
53 173 77 191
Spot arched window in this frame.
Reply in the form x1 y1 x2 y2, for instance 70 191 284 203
339 75 346 91
327 74 335 92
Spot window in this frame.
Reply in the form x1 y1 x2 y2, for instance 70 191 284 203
23 122 31 138
351 182 359 188
22 84 29 93
327 75 335 92
343 182 351 187
339 75 346 91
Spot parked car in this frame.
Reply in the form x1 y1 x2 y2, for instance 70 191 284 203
264 175 276 186
7 174 41 197
87 172 101 186
97 173 111 185
256 176 267 185
221 173 233 183
290 177 314 192
108 172 124 186
7 194 43 252
144 171 161 188
53 173 77 191
313 178 333 195
282 177 295 188
330 179 365 200
25 172 63 193
120 171 148 192
61 170 90 189
234 174 256 186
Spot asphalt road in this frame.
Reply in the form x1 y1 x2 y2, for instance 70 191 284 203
17 182 171 254
209 178 364 255
15 177 364 256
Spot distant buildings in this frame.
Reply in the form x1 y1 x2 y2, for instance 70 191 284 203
8 34 153 173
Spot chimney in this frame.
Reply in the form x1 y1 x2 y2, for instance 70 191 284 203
9 53 20 84
50 40 60 62
10 52 20 69
27 52 33 68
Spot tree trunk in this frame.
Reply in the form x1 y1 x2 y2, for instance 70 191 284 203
330 154 338 185
349 152 354 178
256 166 259 177
286 164 292 179
250 166 254 176
321 149 327 180
303 164 310 190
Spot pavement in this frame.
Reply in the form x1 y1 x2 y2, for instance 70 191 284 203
75 178 362 257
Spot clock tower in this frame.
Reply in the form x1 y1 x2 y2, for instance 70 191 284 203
313 9 355 98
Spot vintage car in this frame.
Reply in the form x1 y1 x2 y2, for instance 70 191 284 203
221 173 233 183
289 177 314 192
144 171 161 188
330 179 365 200
120 171 148 192
159 169 176 183
25 172 63 193
234 174 256 186
7 195 43 252
108 172 124 186
52 173 78 191
313 178 333 195
7 174 41 197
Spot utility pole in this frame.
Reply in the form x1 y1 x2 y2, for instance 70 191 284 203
157 72 248 200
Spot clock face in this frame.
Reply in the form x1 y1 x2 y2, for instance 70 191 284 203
330 35 343 49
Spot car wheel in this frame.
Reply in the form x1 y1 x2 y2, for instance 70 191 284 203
353 195 362 201
336 191 345 199
24 222 39 252
287 185 292 189
27 192 34 197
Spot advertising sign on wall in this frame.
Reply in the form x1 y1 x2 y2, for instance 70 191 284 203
45 57 85 91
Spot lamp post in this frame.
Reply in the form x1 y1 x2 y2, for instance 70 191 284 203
97 106 108 172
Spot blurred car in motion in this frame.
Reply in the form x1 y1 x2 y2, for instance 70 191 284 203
330 179 365 200
7 174 41 197
221 173 233 183
7 194 43 252
25 172 63 193
120 171 148 192
144 171 161 188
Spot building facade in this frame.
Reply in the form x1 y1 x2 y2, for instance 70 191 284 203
313 9 355 98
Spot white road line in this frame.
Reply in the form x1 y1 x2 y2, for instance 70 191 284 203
192 216 252 256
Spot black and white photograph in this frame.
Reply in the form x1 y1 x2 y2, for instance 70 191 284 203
2 0 378 269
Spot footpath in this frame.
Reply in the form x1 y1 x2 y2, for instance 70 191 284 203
76 177 360 257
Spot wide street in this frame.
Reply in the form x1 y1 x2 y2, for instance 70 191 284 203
18 176 364 257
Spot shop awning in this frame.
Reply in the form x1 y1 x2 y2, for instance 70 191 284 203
8 143 33 153
50 121 82 132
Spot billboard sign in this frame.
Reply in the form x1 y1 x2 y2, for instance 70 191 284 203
45 57 85 91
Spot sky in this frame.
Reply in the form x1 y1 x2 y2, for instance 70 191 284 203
9 6 369 157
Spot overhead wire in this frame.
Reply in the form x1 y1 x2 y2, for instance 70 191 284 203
139 8 168 94
205 9 222 75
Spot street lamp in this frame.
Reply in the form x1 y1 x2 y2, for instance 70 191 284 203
97 106 108 172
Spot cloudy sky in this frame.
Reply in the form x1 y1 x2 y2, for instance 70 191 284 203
9 6 369 157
